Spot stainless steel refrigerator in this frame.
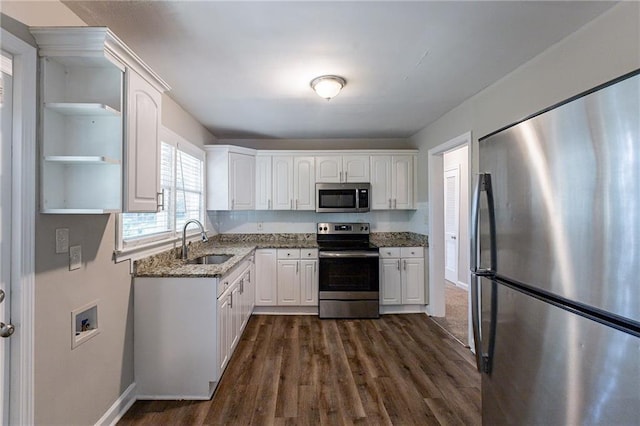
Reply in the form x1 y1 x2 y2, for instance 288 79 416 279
470 70 640 425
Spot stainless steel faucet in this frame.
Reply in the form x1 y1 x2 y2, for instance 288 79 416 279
181 219 209 260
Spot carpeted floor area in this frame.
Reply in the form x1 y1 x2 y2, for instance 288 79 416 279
431 282 469 346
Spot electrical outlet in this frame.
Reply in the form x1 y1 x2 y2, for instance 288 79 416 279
257 222 263 231
69 245 82 271
56 228 69 253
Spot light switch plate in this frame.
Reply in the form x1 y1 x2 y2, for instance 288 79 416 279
56 228 69 253
69 245 82 271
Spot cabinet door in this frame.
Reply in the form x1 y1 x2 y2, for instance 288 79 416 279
272 156 294 210
402 258 425 304
300 260 318 306
380 258 402 305
255 249 277 306
315 156 342 183
230 284 242 351
124 70 162 212
229 152 255 210
217 294 231 372
392 155 414 209
343 155 370 182
294 156 315 210
255 155 272 210
277 260 300 305
370 155 393 210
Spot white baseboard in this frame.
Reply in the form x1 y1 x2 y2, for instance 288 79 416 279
456 281 469 291
95 382 137 426
380 305 427 315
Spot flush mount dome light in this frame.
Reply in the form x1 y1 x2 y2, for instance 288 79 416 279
310 75 346 100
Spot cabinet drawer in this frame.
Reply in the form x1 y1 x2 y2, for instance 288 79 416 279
277 249 300 259
217 278 231 298
379 247 401 258
300 249 318 259
401 247 423 258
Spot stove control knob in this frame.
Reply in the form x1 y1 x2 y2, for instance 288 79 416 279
365 226 368 231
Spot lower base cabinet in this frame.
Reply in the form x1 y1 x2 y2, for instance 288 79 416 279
134 257 254 399
380 247 425 306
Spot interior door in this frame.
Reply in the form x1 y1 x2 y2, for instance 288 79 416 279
0 50 14 424
444 166 460 283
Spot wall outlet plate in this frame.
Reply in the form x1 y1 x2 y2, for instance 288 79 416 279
257 222 263 231
69 245 82 271
55 228 69 253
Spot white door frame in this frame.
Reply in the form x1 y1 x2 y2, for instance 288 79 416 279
427 132 471 338
1 28 36 426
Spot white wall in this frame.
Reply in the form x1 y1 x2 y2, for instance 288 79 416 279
162 94 216 148
412 2 640 203
443 145 469 286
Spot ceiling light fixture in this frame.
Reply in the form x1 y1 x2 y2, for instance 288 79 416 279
310 75 346 100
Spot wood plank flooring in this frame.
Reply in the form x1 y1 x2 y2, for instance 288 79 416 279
119 314 480 425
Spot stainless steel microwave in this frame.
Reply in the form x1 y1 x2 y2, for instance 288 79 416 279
316 183 370 213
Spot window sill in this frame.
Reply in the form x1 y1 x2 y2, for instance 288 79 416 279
114 232 212 266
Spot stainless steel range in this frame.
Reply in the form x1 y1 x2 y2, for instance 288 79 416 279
317 222 380 319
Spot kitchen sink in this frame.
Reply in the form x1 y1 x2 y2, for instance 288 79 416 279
186 254 234 265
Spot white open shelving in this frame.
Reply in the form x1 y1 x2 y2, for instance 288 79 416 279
38 54 124 214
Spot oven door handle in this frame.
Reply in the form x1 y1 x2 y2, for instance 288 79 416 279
319 251 380 258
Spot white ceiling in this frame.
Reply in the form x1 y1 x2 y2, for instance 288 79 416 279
64 1 615 140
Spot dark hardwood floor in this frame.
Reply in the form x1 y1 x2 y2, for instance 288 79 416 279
119 314 480 425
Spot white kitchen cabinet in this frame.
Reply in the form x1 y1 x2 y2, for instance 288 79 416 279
255 249 277 306
267 155 315 210
293 156 315 210
379 247 425 306
124 69 163 212
315 155 369 183
380 257 402 304
275 249 318 306
31 27 170 214
300 259 319 306
272 155 294 210
206 145 256 210
135 276 219 399
255 155 272 210
370 155 416 210
134 257 252 399
277 259 300 305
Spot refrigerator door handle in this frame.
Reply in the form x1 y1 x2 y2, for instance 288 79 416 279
470 173 497 276
471 172 497 374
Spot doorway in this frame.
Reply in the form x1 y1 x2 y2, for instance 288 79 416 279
427 133 472 347
0 29 37 425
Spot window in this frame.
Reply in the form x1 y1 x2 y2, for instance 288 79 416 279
119 127 205 251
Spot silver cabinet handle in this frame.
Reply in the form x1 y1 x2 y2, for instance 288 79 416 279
452 236 457 240
296 199 298 210
345 171 348 181
290 199 293 209
240 278 244 294
388 199 392 208
229 293 233 308
0 289 4 303
394 199 397 209
340 171 343 182
314 261 317 273
403 260 406 270
0 322 15 338
397 260 400 270
231 199 235 210
268 199 271 210
296 261 299 273
157 189 165 211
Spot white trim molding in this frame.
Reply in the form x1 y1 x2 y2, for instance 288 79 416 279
94 383 137 426
1 28 37 426
427 131 472 318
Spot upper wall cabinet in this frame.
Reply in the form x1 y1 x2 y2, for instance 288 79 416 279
206 146 256 210
31 27 170 214
370 155 417 210
256 155 315 211
315 155 369 183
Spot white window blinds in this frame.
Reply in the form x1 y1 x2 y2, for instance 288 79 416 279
120 130 205 248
